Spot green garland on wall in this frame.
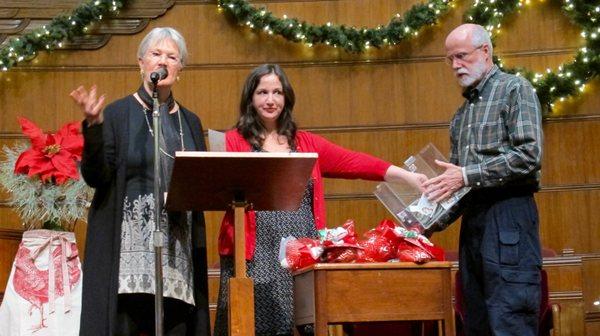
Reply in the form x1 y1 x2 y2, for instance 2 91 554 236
217 0 455 53
465 0 600 111
219 0 600 112
0 0 124 71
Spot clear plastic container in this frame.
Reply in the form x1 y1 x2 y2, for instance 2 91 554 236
374 143 470 233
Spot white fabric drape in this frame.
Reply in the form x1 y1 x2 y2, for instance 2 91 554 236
0 229 82 336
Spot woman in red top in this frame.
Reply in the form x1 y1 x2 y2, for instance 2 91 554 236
214 64 426 336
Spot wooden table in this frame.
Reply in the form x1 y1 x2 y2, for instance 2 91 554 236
293 262 455 336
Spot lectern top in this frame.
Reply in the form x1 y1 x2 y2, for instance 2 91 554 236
165 151 318 212
175 151 318 159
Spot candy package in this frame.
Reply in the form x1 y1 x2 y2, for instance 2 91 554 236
321 219 362 263
320 219 358 247
279 236 323 271
395 233 445 263
323 246 363 263
356 220 400 262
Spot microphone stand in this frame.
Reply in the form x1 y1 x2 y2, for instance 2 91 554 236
151 78 164 336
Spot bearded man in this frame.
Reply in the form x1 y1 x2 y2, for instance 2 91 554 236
423 24 544 336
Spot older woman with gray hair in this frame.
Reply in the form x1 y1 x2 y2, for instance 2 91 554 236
70 27 210 335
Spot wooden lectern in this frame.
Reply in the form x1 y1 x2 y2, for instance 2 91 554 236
166 151 317 336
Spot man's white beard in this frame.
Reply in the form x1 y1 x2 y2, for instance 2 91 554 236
456 59 487 87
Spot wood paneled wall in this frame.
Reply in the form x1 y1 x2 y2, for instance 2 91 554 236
1 0 600 333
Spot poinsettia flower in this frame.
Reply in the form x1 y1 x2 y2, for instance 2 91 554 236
13 117 83 185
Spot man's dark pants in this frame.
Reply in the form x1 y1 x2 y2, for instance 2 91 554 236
459 188 542 336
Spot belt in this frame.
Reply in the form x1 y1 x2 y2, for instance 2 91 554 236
468 184 538 203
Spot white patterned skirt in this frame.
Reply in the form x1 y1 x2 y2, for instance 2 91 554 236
117 193 195 306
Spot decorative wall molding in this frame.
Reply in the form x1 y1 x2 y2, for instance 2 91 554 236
0 133 23 139
3 183 599 206
541 184 600 193
303 114 600 133
543 255 583 267
1 114 599 140
549 291 584 301
323 183 600 201
0 0 176 49
587 311 600 322
582 253 600 261
0 228 24 240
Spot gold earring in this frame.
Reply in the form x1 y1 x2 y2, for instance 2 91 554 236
140 69 144 81
176 75 180 82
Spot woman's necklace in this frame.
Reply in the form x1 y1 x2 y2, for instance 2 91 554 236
142 107 185 159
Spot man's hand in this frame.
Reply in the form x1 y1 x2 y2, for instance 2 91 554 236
423 160 465 203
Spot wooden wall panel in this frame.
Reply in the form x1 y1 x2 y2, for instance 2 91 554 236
558 301 586 336
587 322 600 336
0 229 22 299
3 59 599 136
3 118 599 197
542 120 600 186
0 205 26 231
536 189 600 255
317 119 600 195
583 256 600 315
1 0 599 333
1 62 598 139
0 71 141 133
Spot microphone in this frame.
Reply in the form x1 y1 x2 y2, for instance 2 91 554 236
150 68 168 83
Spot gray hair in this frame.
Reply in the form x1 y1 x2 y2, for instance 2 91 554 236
471 25 493 56
137 27 188 66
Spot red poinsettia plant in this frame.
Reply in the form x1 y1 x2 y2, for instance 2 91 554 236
13 117 83 185
0 117 92 231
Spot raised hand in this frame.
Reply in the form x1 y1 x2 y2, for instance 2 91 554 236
70 85 106 126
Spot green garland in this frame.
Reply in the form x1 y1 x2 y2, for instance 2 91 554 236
0 0 125 71
219 0 599 112
217 0 455 53
465 0 600 111
1 0 598 111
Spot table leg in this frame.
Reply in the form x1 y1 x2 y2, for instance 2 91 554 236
314 319 327 336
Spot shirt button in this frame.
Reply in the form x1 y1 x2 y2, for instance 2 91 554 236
465 145 470 149
476 182 481 186
499 178 503 182
467 124 471 128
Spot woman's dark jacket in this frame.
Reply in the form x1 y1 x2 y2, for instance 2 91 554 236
79 95 210 335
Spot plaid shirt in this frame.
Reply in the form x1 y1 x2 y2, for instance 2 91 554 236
450 65 543 189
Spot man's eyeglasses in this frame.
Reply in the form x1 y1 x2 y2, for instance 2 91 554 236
445 45 484 65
